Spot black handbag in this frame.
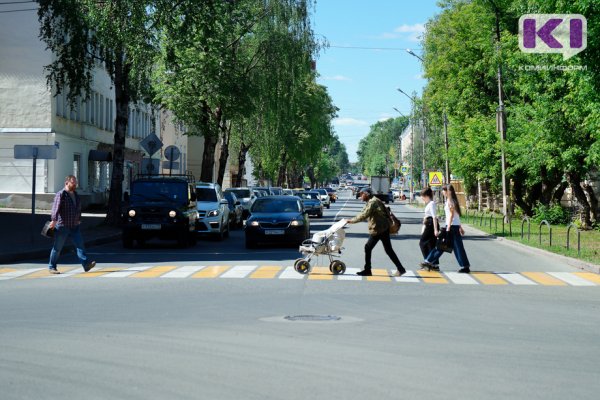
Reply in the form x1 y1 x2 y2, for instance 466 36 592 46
41 221 55 238
436 229 453 253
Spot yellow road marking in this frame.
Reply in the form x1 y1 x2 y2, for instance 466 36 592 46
192 266 230 278
308 267 333 280
574 272 600 285
250 266 282 279
417 270 448 284
0 268 17 275
131 266 178 278
19 267 78 279
366 269 392 282
521 272 567 286
472 272 508 285
75 267 125 278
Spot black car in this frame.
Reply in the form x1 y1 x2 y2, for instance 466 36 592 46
122 175 198 248
296 191 323 217
245 195 310 248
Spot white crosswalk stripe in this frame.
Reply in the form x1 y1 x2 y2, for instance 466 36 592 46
278 266 305 279
445 272 479 284
220 265 257 278
102 266 152 278
338 267 362 280
161 266 206 278
0 268 44 280
547 272 596 286
496 273 537 285
395 269 420 283
43 267 85 278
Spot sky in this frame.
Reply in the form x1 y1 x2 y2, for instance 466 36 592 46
312 0 441 163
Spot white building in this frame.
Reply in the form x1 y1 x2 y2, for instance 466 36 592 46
0 8 181 208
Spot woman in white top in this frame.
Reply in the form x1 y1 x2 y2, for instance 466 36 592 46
421 185 471 273
419 187 440 271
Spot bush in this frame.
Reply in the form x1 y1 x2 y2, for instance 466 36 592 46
532 202 571 225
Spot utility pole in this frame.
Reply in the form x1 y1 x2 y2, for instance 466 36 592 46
443 113 450 185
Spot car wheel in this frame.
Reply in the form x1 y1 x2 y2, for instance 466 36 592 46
177 230 188 247
317 212 323 218
188 231 198 247
122 233 134 248
245 237 257 249
224 225 230 238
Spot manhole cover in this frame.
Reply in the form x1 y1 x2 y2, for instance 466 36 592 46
284 314 341 322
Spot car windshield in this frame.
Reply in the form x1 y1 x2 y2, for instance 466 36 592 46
196 187 218 202
229 189 250 198
131 181 188 204
317 189 327 195
251 199 300 213
298 192 319 200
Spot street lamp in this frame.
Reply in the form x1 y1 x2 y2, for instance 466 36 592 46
397 88 416 201
406 48 424 62
398 88 426 190
393 107 407 182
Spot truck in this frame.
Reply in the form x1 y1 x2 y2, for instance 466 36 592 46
370 176 392 204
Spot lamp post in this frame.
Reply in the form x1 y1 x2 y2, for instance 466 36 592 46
406 48 424 62
393 107 406 183
443 113 450 185
397 88 416 201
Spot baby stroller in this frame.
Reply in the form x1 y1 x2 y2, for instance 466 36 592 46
294 219 348 275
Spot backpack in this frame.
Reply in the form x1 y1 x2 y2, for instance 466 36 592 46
387 207 401 234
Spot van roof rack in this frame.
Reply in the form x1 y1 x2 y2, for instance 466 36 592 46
135 171 196 184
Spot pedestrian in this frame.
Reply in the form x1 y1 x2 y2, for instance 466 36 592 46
47 175 96 274
347 187 406 277
420 184 471 273
419 187 440 271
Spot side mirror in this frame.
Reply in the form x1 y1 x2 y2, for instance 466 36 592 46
123 192 130 202
220 199 229 205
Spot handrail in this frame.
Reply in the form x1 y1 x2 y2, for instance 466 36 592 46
566 223 581 256
538 220 552 246
521 217 531 241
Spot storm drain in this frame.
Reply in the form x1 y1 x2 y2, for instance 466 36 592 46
284 314 341 322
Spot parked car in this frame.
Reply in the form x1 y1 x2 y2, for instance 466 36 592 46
224 187 253 219
315 188 331 209
297 191 324 217
244 195 310 248
122 175 198 248
251 186 273 197
269 187 284 195
282 189 294 196
223 191 243 229
195 182 230 240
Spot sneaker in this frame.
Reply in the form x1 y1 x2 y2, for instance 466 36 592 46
393 268 406 277
430 264 440 271
356 269 372 276
49 268 61 275
84 261 96 272
419 261 433 269
458 267 471 274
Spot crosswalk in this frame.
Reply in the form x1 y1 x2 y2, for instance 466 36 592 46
1 265 599 286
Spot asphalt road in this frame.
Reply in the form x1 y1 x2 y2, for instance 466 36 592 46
2 191 600 400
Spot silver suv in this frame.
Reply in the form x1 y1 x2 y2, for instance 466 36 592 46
195 182 230 240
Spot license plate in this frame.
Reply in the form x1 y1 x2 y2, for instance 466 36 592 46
265 229 285 235
141 224 161 230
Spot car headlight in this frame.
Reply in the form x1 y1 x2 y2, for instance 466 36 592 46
290 220 303 226
128 209 136 217
207 209 220 217
168 210 177 218
249 221 260 226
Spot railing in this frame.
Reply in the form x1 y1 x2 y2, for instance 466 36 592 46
566 223 581 256
521 216 531 241
538 220 552 247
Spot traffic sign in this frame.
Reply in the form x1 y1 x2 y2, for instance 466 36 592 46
140 133 163 156
164 145 180 161
142 158 160 175
429 171 444 187
400 165 409 174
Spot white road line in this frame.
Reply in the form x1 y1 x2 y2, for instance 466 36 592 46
102 266 152 278
444 272 479 284
161 266 206 278
43 267 85 278
0 268 45 280
395 270 421 283
334 192 352 221
496 273 537 285
220 265 257 278
338 267 362 280
278 266 305 279
547 272 596 286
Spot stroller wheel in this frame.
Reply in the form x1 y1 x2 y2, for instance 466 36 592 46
294 259 310 275
329 260 346 275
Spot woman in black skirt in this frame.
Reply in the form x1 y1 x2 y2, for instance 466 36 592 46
419 187 440 271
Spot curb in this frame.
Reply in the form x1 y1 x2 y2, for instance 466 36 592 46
0 233 121 264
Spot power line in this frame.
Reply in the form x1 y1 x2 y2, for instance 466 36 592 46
329 45 422 51
0 7 37 13
0 1 36 4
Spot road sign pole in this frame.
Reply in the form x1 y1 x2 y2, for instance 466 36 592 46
31 149 37 244
169 146 174 176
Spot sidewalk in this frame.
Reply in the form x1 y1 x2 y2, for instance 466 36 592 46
0 208 121 264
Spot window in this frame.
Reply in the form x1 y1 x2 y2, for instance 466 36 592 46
73 154 81 184
105 98 110 131
109 99 114 131
99 94 104 130
56 92 63 117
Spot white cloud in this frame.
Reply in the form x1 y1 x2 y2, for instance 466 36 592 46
321 75 352 81
379 113 394 122
377 23 425 42
414 73 424 80
334 118 369 127
394 23 426 34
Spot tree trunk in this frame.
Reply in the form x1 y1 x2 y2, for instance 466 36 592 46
583 182 598 223
200 134 218 183
566 172 592 228
306 167 316 189
512 173 532 216
551 181 568 204
235 142 250 187
276 151 287 186
216 121 231 187
105 54 130 226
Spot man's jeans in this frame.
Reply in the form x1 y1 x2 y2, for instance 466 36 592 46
48 225 90 270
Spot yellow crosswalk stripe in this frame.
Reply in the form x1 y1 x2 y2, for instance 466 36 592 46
131 266 178 278
75 267 125 278
19 267 78 279
366 269 392 282
192 266 230 278
472 272 508 285
308 267 333 280
417 270 448 284
0 268 17 274
574 272 600 285
521 272 567 286
250 266 282 279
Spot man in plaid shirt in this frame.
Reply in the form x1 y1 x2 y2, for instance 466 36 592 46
47 175 96 274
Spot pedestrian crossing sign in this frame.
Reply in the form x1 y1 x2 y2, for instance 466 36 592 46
401 165 409 174
429 171 444 187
